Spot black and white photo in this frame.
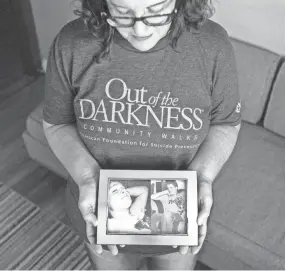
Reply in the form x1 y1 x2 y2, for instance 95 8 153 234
97 170 198 246
107 179 152 234
1 0 284 270
151 179 187 234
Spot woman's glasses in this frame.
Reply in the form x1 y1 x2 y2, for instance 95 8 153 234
102 8 177 28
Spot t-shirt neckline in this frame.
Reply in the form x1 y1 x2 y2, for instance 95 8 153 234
113 28 171 53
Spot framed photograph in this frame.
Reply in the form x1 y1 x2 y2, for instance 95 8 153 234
97 170 198 246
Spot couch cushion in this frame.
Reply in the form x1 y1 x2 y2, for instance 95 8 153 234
263 62 285 137
203 122 285 270
26 101 49 146
25 101 69 180
230 39 281 124
22 131 69 180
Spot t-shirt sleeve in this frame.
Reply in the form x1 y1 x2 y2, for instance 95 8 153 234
210 39 242 126
43 33 76 124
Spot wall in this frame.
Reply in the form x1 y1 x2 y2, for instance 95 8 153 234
30 0 285 59
30 0 76 59
212 0 285 55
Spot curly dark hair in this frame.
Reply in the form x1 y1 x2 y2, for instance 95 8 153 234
74 0 214 62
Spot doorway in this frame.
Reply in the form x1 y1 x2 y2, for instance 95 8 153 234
0 0 41 100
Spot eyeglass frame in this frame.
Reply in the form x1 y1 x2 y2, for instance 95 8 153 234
101 8 178 28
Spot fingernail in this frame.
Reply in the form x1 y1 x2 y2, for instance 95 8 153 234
181 247 189 254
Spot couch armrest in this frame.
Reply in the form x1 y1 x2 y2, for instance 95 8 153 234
22 130 69 180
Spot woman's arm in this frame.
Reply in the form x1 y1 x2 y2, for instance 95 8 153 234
188 123 241 183
150 190 169 200
126 186 148 219
43 120 101 186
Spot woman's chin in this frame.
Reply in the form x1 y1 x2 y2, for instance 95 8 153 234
129 39 157 52
134 45 153 52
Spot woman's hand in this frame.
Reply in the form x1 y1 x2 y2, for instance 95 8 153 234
78 176 124 256
192 178 213 254
175 177 213 255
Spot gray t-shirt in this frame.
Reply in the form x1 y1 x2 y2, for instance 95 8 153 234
44 18 241 171
43 18 241 254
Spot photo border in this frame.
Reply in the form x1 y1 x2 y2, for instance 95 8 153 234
97 169 198 246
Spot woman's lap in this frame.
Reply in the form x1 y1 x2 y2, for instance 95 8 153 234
85 242 198 270
148 251 198 270
65 177 198 270
85 242 144 270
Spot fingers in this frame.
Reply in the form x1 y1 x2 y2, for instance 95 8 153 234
173 245 189 255
85 213 101 254
86 222 97 244
85 212 98 245
191 222 207 255
189 177 212 254
178 246 189 255
80 202 103 253
85 213 123 256
197 179 213 226
86 212 98 227
86 222 103 253
107 245 119 255
94 244 103 254
175 223 208 255
198 195 213 226
87 221 122 255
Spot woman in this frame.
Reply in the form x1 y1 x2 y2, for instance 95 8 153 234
43 0 241 269
107 181 151 234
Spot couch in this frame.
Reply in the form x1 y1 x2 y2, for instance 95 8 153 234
22 37 285 270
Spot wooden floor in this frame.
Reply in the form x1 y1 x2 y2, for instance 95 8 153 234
0 75 69 225
0 75 210 270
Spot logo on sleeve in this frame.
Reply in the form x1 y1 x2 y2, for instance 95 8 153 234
236 102 241 113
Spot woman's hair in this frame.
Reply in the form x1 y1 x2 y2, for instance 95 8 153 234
74 0 214 62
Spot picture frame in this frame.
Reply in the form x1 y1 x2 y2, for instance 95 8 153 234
97 170 198 246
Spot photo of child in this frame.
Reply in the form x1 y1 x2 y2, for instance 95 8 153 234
151 180 187 235
98 170 196 248
107 179 152 234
